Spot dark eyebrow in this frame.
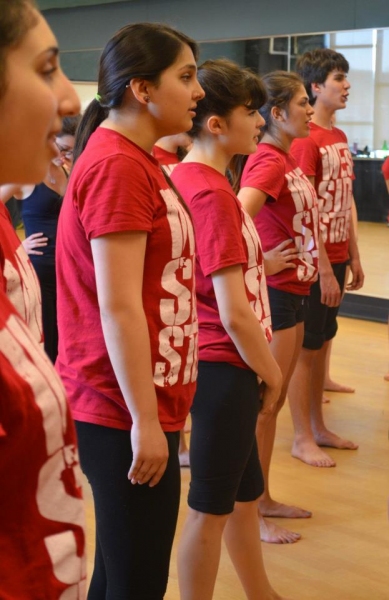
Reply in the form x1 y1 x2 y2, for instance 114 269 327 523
40 46 59 59
179 64 197 71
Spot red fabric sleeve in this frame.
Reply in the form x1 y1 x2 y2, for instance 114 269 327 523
190 188 247 277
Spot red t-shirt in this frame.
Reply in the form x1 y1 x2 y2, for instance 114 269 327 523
152 145 180 175
172 162 271 369
291 123 354 263
241 143 319 295
0 202 42 343
382 156 389 180
0 284 86 599
56 128 197 432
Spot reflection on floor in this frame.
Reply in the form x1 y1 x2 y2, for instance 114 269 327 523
341 221 389 322
353 221 389 299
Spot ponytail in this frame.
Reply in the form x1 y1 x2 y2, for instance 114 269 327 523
228 154 250 195
72 99 108 164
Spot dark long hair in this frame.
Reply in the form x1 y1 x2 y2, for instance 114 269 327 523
190 58 267 139
191 59 267 194
0 0 38 100
259 70 304 133
230 70 304 193
73 23 198 163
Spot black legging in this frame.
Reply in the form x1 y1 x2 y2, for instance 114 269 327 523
75 422 180 600
31 261 58 363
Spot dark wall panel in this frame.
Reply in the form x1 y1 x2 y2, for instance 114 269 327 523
60 51 100 82
38 0 130 9
43 0 389 81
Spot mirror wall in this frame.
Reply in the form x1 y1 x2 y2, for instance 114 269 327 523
198 28 389 153
72 27 389 307
196 30 389 308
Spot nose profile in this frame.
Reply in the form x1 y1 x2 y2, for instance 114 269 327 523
195 81 205 100
257 112 265 128
59 71 81 117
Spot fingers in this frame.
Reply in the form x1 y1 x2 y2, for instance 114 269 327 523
128 457 167 487
320 276 341 307
148 462 168 487
23 233 48 254
284 261 298 269
321 293 340 307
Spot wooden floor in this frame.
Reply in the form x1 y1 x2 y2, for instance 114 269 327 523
82 316 389 599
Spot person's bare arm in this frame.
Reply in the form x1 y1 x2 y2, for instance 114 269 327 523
91 231 168 487
212 264 282 414
0 183 34 203
307 175 341 307
238 186 268 219
238 186 298 276
346 197 364 291
1 184 48 255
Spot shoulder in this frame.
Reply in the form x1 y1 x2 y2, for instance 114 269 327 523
246 144 286 173
332 126 348 142
173 162 233 200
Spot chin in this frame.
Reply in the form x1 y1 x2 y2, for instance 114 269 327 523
245 142 257 154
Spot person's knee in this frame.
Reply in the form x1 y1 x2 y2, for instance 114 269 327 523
303 329 325 350
186 508 229 535
232 499 259 520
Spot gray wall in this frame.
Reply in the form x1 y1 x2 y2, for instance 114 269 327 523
43 0 389 80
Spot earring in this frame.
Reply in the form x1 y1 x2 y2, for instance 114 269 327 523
144 95 150 103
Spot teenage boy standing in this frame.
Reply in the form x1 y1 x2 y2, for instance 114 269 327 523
289 48 364 467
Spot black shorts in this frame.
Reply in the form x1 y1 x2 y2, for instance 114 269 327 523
188 361 264 515
303 261 348 350
267 286 307 331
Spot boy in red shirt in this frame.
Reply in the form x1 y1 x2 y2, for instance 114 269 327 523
290 49 364 467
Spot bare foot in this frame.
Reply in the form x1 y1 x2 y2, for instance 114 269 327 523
292 439 336 467
259 514 301 544
179 450 190 467
265 591 293 600
324 379 355 393
384 373 389 382
260 498 312 519
322 394 331 404
314 430 358 450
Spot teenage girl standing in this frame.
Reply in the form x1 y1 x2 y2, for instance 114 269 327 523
0 1 86 597
1 116 80 363
238 71 319 544
55 23 204 599
172 59 289 600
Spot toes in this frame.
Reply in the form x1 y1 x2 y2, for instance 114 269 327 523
344 441 358 450
261 530 301 544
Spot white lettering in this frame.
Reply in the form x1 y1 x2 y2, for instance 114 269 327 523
285 168 319 281
0 314 86 592
154 189 198 387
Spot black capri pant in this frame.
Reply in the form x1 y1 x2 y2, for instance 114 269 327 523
303 261 348 350
75 421 180 600
188 361 264 515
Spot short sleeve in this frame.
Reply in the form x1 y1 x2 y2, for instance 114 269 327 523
190 188 246 276
74 155 155 240
291 136 320 178
241 150 285 200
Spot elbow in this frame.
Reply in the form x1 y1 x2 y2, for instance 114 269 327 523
219 307 248 337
